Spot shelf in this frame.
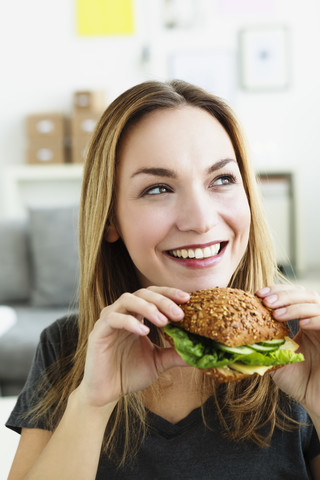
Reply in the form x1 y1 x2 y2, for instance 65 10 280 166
1 164 84 218
3 164 83 180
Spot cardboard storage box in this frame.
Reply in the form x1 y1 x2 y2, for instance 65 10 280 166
26 113 65 139
73 90 106 112
71 111 102 139
27 141 66 165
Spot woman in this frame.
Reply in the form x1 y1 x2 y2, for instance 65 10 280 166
6 80 320 479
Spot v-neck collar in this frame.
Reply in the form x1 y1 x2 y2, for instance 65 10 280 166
146 399 212 439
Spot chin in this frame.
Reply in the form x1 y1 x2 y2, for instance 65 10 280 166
174 275 233 293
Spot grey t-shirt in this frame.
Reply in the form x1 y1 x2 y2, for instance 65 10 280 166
6 317 320 479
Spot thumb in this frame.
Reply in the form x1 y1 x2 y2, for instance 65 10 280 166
155 346 189 374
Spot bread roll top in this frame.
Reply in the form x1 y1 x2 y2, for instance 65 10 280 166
178 287 289 347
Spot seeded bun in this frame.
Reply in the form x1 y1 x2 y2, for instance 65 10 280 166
178 287 289 347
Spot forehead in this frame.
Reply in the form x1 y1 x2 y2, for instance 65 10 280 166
118 106 235 169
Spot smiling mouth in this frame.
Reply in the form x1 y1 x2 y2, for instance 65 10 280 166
168 242 226 259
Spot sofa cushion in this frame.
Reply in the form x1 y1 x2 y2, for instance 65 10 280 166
0 219 31 303
0 305 69 395
29 206 80 307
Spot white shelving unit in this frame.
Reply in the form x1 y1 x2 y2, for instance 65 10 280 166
257 170 304 275
1 164 83 218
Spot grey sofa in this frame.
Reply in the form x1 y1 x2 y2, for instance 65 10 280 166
0 206 79 396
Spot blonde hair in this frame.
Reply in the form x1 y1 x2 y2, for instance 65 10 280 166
30 80 293 466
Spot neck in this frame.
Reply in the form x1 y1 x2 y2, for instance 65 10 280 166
143 367 211 424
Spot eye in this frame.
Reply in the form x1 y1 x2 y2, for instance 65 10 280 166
142 184 172 196
212 174 237 186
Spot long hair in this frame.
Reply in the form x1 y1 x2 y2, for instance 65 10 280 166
29 80 293 466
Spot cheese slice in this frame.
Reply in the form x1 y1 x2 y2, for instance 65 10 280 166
278 336 299 351
229 363 273 376
228 337 300 377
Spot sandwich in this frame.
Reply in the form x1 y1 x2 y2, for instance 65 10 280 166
164 287 304 382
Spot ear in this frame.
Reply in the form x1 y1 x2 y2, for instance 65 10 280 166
105 221 120 243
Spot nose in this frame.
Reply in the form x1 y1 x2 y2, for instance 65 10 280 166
175 188 218 233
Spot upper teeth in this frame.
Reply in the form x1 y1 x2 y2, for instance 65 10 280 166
170 244 220 259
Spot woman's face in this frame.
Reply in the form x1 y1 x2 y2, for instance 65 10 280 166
111 106 251 292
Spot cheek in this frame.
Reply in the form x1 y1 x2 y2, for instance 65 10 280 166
117 205 172 249
239 197 251 228
229 193 251 238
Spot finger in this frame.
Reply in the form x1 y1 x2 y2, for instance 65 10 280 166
256 284 297 297
256 284 311 296
93 311 150 338
271 303 320 322
154 345 189 374
135 287 189 322
111 292 173 327
256 285 320 310
146 285 190 303
299 316 320 330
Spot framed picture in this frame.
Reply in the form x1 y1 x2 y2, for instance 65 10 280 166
239 26 290 91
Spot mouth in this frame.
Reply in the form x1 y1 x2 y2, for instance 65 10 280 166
167 242 227 260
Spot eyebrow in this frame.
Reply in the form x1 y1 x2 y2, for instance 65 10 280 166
130 158 236 179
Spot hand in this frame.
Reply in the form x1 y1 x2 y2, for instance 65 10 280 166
256 284 320 418
77 286 190 408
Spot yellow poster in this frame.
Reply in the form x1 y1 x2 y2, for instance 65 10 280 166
76 0 134 36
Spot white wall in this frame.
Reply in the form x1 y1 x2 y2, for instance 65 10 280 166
1 0 320 270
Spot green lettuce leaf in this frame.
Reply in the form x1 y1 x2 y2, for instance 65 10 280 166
237 349 304 366
165 324 236 368
164 324 304 369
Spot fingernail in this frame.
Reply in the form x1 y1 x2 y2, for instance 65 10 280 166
171 304 184 318
155 312 168 325
275 307 286 316
257 287 271 296
138 324 150 334
300 318 310 326
266 295 277 304
177 290 190 300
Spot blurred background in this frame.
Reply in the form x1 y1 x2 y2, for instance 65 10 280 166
1 0 320 473
1 0 320 273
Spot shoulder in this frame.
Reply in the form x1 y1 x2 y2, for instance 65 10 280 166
5 314 79 434
25 314 79 385
40 313 78 341
39 314 78 359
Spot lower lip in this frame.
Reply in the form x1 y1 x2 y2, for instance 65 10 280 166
165 243 227 269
